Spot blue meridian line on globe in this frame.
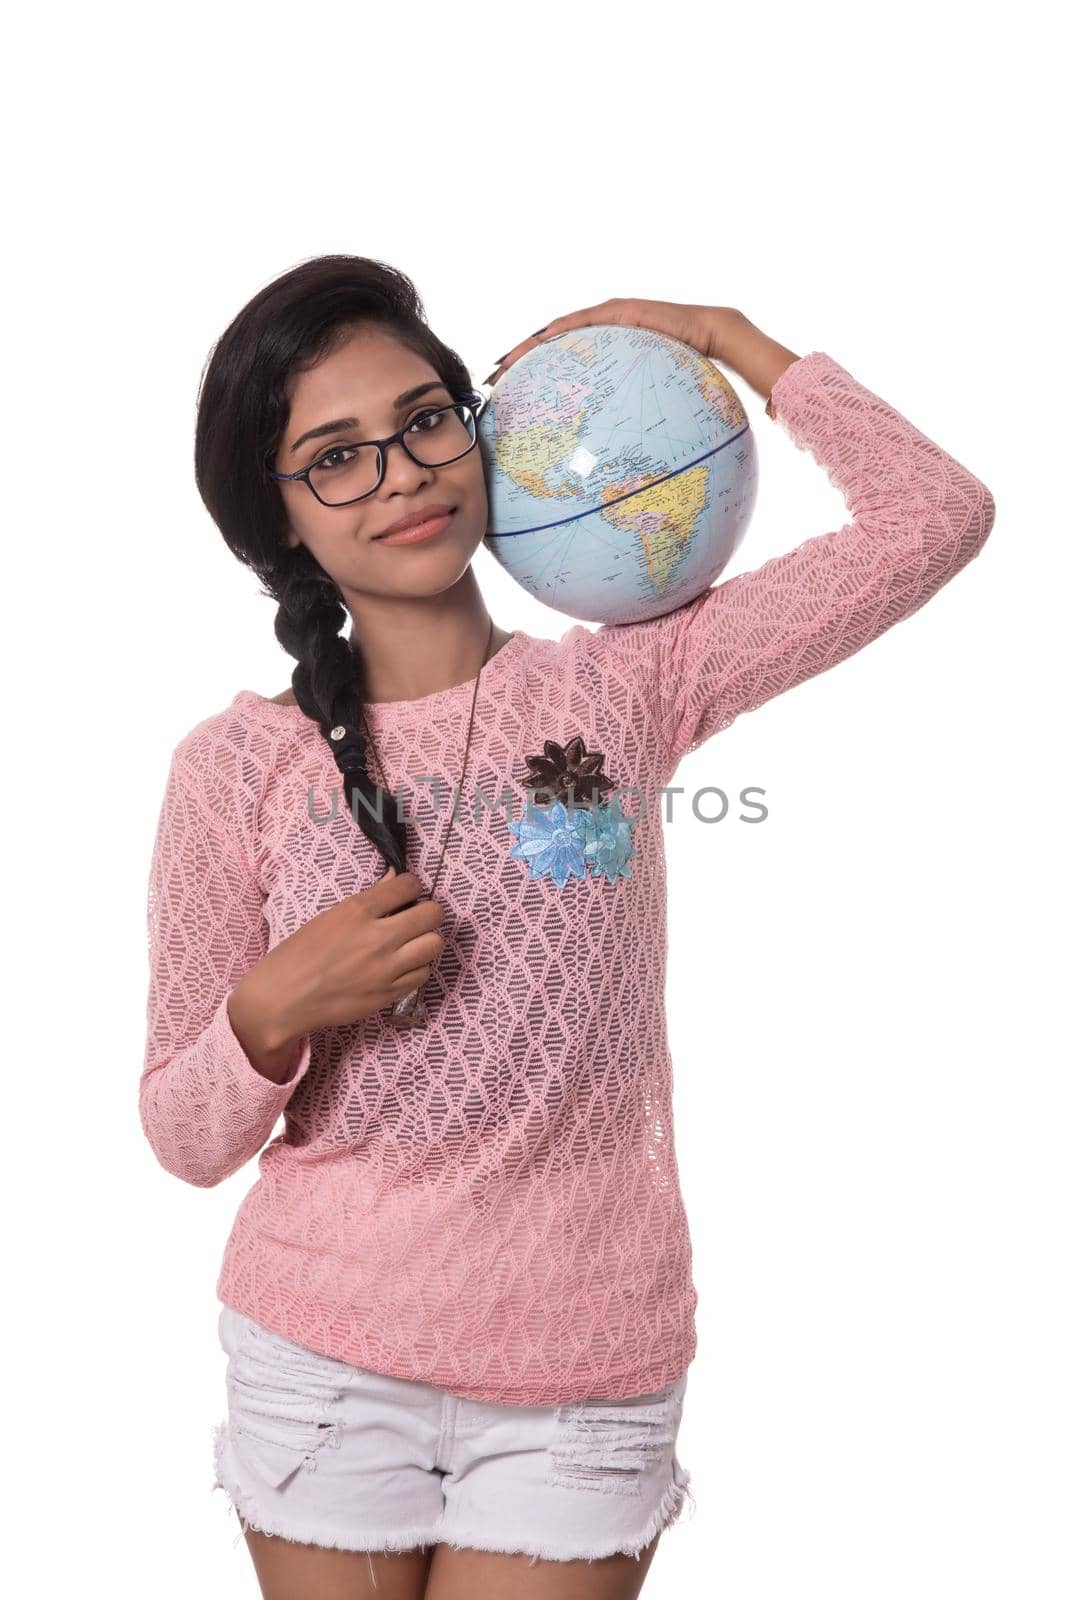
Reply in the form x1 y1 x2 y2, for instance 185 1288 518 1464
638 359 691 463
596 351 707 461
485 423 750 538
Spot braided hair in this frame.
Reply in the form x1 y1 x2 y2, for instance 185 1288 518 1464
193 253 479 874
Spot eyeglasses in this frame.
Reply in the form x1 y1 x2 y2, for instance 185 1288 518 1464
267 391 487 508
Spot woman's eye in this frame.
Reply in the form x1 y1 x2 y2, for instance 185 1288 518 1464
409 408 443 431
316 445 360 471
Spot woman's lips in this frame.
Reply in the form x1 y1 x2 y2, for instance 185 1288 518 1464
375 510 456 547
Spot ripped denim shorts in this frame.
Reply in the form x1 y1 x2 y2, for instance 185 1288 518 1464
212 1304 696 1565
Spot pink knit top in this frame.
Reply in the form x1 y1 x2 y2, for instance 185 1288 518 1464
140 351 995 1404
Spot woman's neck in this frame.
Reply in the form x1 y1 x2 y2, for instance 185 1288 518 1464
353 606 508 705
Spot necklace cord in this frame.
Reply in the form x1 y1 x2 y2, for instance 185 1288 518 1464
359 614 496 897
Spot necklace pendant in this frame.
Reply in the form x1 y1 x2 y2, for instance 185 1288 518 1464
392 986 429 1025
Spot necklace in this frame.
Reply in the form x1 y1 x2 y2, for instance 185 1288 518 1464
359 614 497 1026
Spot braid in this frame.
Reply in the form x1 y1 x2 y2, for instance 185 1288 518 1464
192 252 480 881
273 549 408 875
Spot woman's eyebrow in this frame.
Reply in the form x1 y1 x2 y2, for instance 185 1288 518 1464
289 382 451 454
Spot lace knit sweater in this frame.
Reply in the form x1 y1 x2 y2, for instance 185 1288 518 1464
140 351 995 1404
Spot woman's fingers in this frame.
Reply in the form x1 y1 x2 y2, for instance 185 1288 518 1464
482 327 550 385
482 301 627 384
482 298 726 386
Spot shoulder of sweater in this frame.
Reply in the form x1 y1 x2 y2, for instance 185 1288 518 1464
174 689 316 757
172 696 266 765
166 693 308 847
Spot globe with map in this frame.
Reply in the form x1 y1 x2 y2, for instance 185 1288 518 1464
478 322 758 625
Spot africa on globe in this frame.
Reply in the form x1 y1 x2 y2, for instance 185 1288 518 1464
478 323 758 626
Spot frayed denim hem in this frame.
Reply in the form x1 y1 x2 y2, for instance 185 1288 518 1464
211 1418 696 1569
437 1459 697 1566
211 1421 443 1559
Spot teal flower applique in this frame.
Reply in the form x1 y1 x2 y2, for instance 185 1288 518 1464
572 801 636 884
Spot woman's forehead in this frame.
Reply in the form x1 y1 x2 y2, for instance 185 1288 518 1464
287 328 438 411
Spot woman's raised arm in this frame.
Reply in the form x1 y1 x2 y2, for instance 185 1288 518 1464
584 348 996 778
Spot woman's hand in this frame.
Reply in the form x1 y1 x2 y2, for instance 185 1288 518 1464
483 298 745 387
227 868 446 1081
483 300 799 420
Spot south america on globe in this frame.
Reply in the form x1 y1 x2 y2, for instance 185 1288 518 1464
478 323 758 626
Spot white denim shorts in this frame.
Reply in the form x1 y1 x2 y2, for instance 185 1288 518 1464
212 1304 695 1565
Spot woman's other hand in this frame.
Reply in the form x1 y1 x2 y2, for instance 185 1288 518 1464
483 298 745 385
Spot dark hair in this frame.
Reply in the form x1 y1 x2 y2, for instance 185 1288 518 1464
194 253 478 875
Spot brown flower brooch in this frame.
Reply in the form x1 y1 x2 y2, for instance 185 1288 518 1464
519 734 617 809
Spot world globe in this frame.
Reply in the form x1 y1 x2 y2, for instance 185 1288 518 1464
478 322 759 626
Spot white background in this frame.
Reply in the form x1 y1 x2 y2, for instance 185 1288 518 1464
5 2 1062 1596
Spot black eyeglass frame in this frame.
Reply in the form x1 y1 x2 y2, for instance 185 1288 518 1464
266 389 488 508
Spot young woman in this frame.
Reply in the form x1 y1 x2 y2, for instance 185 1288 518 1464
140 256 995 1600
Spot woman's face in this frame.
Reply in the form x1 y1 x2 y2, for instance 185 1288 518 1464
274 324 490 598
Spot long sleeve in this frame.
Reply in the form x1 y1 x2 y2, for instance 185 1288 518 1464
139 749 313 1188
584 350 996 778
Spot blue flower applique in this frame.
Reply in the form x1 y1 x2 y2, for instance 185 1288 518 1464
507 799 590 887
507 734 637 887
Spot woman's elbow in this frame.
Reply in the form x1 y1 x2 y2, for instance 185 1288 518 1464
139 1089 232 1189
969 477 997 554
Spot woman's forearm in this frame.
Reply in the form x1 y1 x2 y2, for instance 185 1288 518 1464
713 311 802 419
